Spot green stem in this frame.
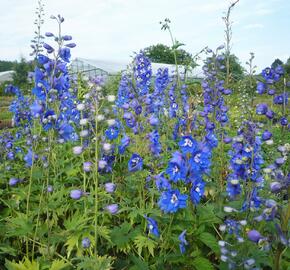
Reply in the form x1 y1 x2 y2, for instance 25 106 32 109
32 182 45 259
94 99 99 256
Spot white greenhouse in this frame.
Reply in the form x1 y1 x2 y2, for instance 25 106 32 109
69 58 204 80
0 70 15 83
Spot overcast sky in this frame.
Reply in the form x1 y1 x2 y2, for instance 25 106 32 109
0 0 289 71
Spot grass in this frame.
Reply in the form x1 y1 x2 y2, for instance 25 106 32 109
0 96 13 126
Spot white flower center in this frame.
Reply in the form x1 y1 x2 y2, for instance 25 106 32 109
171 194 178 204
183 138 193 147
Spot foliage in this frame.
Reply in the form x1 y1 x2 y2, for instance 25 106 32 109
143 43 194 66
219 53 245 81
0 5 289 270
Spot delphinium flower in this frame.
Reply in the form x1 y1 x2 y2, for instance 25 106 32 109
248 143 290 254
147 130 162 157
226 121 264 207
218 219 249 269
83 161 92 172
9 178 22 187
154 172 171 191
133 52 152 96
24 148 38 167
128 153 143 172
144 216 159 237
201 46 232 140
115 73 132 108
178 230 188 254
158 188 188 213
157 135 213 215
256 65 289 128
30 15 80 142
118 134 130 154
7 85 32 127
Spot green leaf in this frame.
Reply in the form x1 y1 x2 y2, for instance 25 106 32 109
129 255 149 270
76 256 113 270
0 244 17 256
110 222 139 252
5 257 40 270
49 260 70 270
97 225 111 242
6 214 34 237
196 204 221 225
192 257 214 270
63 212 89 232
32 168 43 180
198 232 219 253
172 41 185 50
65 234 80 258
133 235 156 257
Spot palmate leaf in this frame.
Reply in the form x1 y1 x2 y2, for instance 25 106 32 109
196 204 221 225
63 212 89 232
5 257 40 270
49 259 70 270
110 222 132 252
65 234 80 258
133 235 157 257
76 256 113 270
198 232 219 253
6 213 34 237
129 255 149 270
192 257 214 270
110 222 141 253
96 225 111 243
0 243 18 256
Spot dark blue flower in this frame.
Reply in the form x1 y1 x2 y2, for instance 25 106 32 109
256 103 268 115
190 180 205 205
154 172 171 190
145 216 159 237
261 130 272 141
37 54 49 64
30 100 43 118
118 135 130 154
178 135 198 154
24 149 36 167
105 125 119 140
280 117 288 126
59 47 71 62
256 82 266 94
158 189 188 213
128 153 143 172
178 230 188 254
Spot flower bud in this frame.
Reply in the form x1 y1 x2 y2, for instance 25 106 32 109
105 182 116 193
105 204 118 214
247 230 262 243
70 189 83 200
73 146 83 155
82 237 90 248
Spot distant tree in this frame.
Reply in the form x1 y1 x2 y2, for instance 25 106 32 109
143 43 194 66
271 58 284 69
12 57 32 90
0 60 15 72
284 57 290 74
220 53 245 80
